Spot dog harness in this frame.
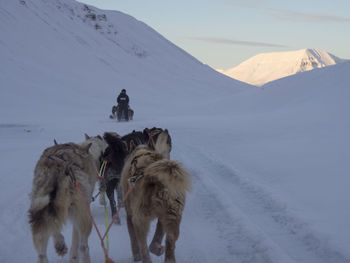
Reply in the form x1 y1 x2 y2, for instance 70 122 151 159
128 152 161 185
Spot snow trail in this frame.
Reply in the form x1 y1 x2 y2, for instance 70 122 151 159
174 145 350 263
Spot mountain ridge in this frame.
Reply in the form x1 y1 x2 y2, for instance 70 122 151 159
221 48 347 86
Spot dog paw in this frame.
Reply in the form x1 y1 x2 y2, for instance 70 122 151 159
149 243 164 256
133 253 142 261
55 241 68 256
114 217 121 225
69 255 79 263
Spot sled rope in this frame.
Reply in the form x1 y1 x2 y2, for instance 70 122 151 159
91 160 108 201
74 161 115 263
96 160 111 253
74 162 136 263
102 183 134 240
75 182 114 263
99 160 107 179
99 161 111 253
102 190 110 253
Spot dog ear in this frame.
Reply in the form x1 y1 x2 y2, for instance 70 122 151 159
82 143 92 154
97 135 103 140
148 136 155 150
165 129 169 134
54 139 58 145
84 133 90 140
129 140 136 152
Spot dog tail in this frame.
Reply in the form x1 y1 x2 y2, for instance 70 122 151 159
143 159 192 198
29 166 71 249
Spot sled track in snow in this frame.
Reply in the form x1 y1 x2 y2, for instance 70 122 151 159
175 146 350 263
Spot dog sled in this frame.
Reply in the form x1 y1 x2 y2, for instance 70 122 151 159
109 105 134 121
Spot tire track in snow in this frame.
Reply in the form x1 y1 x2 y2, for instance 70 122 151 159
174 146 350 263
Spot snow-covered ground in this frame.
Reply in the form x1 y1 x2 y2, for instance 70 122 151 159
1 0 350 262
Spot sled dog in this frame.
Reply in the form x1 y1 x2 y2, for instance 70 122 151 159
28 134 107 263
100 131 129 224
101 128 172 223
121 129 190 263
128 108 134 120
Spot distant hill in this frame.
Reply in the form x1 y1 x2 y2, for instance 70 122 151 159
221 49 347 86
0 0 252 123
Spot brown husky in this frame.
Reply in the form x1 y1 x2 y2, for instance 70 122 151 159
121 129 191 263
28 134 107 263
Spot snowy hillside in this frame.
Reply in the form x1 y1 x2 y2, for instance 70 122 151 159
222 48 346 86
1 0 350 263
0 0 250 124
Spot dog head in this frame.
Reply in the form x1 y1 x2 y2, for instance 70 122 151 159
103 132 129 174
81 133 108 165
148 129 172 159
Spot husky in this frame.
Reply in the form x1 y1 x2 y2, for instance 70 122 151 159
128 108 134 120
121 128 150 152
109 105 134 121
101 128 171 224
121 129 191 263
100 132 129 224
28 134 107 263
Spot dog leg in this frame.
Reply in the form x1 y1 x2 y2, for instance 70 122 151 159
164 236 177 263
53 232 67 256
69 226 80 263
78 212 92 263
164 222 180 263
79 235 91 263
107 179 120 224
133 218 152 263
34 232 49 263
116 183 123 207
126 215 141 261
99 179 106 205
149 220 165 256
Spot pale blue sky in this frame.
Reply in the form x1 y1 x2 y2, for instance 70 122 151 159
78 0 350 69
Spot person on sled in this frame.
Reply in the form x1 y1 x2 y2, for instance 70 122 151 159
116 89 129 121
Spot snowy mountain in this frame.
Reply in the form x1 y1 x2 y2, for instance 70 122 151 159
0 0 251 124
221 48 346 86
1 0 350 263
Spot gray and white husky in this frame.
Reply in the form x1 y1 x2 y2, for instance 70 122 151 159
28 134 107 263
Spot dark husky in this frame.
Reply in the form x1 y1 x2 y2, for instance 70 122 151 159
28 135 107 263
101 128 171 223
100 132 129 224
121 128 150 151
121 129 190 263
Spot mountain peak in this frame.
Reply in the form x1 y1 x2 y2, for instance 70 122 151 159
221 48 346 86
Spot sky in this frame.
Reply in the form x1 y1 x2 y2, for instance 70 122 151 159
79 0 349 69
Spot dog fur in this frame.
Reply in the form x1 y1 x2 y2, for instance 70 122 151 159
28 134 107 263
121 129 150 152
101 132 129 224
121 129 190 263
128 108 134 120
101 128 172 224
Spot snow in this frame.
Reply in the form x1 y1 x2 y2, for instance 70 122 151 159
1 0 350 262
222 48 347 86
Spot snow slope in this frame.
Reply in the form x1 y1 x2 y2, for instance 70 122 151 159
222 48 346 86
1 0 350 262
0 0 250 124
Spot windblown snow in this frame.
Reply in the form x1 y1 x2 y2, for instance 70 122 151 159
222 48 347 86
1 0 350 262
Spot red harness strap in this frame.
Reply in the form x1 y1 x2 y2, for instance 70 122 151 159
75 182 114 263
